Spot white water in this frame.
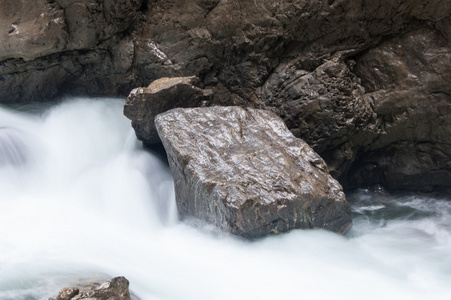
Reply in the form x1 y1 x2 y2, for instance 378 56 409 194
0 98 450 300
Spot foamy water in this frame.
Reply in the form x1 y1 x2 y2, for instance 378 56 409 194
0 98 450 300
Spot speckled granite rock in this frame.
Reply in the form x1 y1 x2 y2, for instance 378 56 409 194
155 106 352 238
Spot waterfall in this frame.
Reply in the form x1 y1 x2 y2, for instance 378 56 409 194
0 98 450 300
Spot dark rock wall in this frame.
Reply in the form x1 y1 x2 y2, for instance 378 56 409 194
346 27 451 192
0 0 143 102
1 0 450 192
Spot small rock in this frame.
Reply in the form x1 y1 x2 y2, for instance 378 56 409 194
55 277 132 300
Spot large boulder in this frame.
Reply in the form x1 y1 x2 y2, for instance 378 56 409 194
155 106 352 238
124 76 213 145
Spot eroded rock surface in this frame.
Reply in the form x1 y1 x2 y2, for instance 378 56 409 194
155 106 352 238
261 25 451 192
346 27 451 192
261 56 375 179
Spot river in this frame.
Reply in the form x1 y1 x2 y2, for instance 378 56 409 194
0 98 450 300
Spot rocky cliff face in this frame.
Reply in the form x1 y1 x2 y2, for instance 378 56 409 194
347 27 451 192
1 0 450 192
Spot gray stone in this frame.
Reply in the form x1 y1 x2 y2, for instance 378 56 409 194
155 106 352 238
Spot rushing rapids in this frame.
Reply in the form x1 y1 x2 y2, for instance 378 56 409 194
0 98 450 300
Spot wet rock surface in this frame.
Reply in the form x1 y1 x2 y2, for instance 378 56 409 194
346 28 451 192
50 276 134 300
124 76 212 144
261 26 451 192
155 106 352 238
261 56 375 179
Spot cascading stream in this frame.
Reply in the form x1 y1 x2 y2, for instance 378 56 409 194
0 98 450 300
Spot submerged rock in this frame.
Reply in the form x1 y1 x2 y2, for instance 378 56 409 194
52 276 133 300
124 76 213 144
155 106 352 238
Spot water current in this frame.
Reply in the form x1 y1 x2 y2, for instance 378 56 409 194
0 98 450 300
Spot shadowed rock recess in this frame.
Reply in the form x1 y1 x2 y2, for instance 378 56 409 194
1 0 450 192
155 106 352 238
